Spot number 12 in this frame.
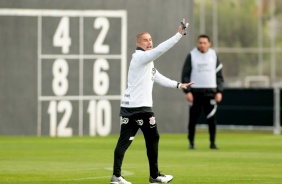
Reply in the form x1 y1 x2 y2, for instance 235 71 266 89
48 101 73 137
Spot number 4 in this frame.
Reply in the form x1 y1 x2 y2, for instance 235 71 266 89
53 17 72 54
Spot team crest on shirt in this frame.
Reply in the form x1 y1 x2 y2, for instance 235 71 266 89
135 119 143 126
151 68 156 81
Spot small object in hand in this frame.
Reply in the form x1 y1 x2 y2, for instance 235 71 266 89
181 22 189 35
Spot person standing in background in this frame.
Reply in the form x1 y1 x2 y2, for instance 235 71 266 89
181 34 224 150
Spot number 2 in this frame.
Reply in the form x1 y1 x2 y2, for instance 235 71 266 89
93 17 110 54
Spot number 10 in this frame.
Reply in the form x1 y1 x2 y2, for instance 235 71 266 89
88 100 111 136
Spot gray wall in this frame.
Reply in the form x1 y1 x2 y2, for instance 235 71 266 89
0 0 194 136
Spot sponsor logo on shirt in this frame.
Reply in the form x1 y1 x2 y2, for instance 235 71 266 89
121 101 129 105
197 63 212 72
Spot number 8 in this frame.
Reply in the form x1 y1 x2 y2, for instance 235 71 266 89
52 59 69 96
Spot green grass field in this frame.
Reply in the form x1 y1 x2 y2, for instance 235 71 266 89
1 130 282 184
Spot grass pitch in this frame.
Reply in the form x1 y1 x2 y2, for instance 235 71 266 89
1 130 282 184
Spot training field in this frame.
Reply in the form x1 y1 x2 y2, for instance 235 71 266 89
1 130 282 184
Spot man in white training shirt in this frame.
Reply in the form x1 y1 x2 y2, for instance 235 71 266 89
110 19 194 184
181 34 224 150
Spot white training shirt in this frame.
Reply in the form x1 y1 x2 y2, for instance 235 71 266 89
121 32 182 108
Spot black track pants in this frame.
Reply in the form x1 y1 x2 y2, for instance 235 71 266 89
113 113 159 178
188 92 217 145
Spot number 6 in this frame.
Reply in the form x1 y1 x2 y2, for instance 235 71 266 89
93 58 109 95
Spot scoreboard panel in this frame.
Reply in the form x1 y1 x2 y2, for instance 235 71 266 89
0 9 127 136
